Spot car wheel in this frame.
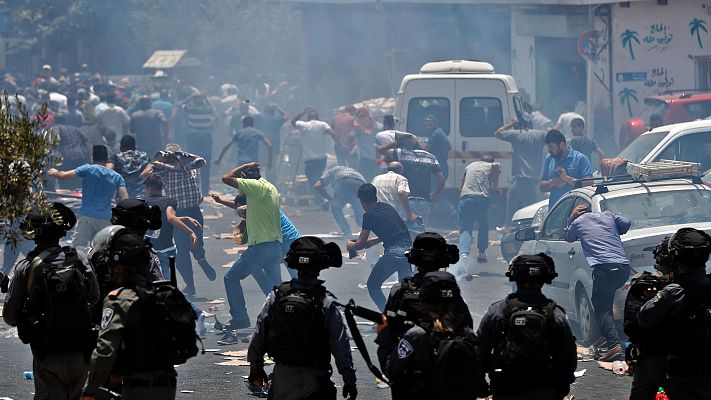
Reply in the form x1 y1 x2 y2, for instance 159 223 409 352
576 289 599 346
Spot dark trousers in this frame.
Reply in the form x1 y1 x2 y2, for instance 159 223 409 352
458 195 490 255
630 353 666 400
591 263 630 346
304 157 327 204
358 157 379 182
186 132 213 194
506 176 540 225
335 146 357 168
174 205 206 289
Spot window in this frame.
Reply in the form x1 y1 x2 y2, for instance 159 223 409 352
617 131 667 163
459 97 504 137
541 197 575 240
695 56 711 91
407 98 450 136
601 189 711 229
572 196 591 210
655 131 711 171
683 101 711 120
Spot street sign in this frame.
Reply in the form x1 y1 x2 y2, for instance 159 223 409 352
616 72 647 82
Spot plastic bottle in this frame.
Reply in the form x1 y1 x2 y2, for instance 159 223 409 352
611 360 627 375
23 371 33 380
655 387 669 400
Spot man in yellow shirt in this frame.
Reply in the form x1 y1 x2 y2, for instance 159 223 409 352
220 162 282 342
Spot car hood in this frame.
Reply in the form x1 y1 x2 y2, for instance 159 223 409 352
511 199 548 221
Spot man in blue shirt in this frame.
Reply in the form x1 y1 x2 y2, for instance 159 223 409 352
420 115 450 179
564 205 631 361
48 145 128 249
539 130 593 207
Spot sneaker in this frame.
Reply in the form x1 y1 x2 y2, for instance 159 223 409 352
217 331 241 345
198 258 217 281
600 344 624 362
196 312 207 337
477 252 487 263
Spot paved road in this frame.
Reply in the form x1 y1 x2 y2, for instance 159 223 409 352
0 201 632 399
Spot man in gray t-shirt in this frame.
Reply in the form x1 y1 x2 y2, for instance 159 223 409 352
457 156 500 265
495 120 547 225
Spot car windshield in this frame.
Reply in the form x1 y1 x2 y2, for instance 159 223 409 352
616 131 668 163
638 100 669 124
600 189 711 229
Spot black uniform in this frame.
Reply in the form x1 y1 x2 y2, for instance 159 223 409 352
638 270 711 399
477 289 577 400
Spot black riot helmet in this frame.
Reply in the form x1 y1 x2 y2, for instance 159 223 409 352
90 226 152 272
20 202 77 241
418 271 460 312
668 227 711 268
406 232 459 271
506 253 558 284
284 236 342 271
111 199 162 232
653 236 675 275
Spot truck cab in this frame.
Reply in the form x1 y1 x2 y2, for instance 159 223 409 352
393 60 526 190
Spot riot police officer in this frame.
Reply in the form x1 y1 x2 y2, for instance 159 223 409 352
3 202 99 399
83 228 178 400
377 271 488 400
638 227 711 399
624 237 671 400
477 253 577 400
380 232 473 341
247 236 358 400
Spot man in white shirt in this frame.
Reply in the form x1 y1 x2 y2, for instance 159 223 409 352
371 162 417 222
291 107 337 206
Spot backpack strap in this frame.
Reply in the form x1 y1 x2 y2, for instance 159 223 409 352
26 248 58 292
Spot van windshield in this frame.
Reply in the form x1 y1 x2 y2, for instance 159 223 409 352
407 98 450 136
616 131 668 163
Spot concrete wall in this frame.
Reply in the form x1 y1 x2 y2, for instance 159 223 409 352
603 0 710 146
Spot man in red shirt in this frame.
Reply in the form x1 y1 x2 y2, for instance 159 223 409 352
331 105 358 167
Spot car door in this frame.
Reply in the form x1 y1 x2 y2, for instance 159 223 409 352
535 196 576 311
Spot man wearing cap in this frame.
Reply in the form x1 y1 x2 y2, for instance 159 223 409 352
478 253 577 400
4 203 99 400
246 237 357 399
220 162 283 335
48 144 129 250
347 183 413 311
130 95 169 158
140 144 215 295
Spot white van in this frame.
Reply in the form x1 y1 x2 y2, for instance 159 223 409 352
616 119 711 171
393 60 527 190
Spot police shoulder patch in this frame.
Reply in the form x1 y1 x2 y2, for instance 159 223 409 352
397 338 414 359
101 308 114 330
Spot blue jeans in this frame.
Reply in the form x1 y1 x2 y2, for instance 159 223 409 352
281 237 298 279
156 248 177 280
409 197 432 229
174 205 206 289
367 245 413 311
224 240 282 326
331 178 365 236
458 195 490 256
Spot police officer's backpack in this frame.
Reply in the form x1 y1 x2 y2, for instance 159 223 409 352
265 283 331 367
491 296 557 391
137 283 201 366
664 279 711 376
428 329 486 399
623 272 667 345
21 247 94 357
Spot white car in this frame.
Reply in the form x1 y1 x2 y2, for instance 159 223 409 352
515 177 711 344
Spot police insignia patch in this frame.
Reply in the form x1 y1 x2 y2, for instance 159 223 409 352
397 339 413 359
101 308 114 330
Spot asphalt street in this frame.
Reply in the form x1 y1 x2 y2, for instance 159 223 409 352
0 199 633 399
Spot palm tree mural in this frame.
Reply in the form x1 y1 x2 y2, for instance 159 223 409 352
619 88 639 118
690 18 708 49
621 29 640 60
